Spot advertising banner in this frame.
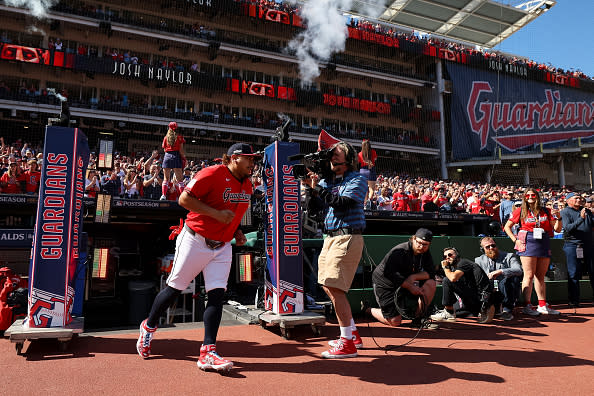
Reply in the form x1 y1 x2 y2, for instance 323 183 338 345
0 43 75 68
447 63 594 160
262 141 304 314
0 229 34 248
27 126 89 328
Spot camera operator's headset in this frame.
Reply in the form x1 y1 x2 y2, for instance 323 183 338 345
329 141 357 170
478 236 492 253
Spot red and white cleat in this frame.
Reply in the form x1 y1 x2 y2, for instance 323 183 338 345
136 319 157 359
197 344 233 372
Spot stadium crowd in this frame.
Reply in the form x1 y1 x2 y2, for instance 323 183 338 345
43 0 592 83
2 137 592 220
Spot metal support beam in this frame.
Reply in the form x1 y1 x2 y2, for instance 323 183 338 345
558 156 565 187
436 59 447 180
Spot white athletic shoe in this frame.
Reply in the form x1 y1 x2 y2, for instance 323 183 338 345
536 303 560 315
430 309 456 322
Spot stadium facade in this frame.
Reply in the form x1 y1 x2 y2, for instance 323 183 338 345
0 0 591 187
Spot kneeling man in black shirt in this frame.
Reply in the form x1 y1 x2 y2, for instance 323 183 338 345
367 228 437 327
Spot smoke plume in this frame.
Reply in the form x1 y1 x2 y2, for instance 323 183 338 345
287 0 353 85
4 0 59 19
287 0 387 85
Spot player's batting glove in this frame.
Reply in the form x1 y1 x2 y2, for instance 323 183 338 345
169 218 184 240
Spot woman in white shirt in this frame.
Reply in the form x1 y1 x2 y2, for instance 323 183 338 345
124 167 140 198
376 187 394 211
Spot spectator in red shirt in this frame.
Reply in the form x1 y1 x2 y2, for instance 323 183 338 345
407 185 420 212
433 190 449 208
0 161 24 193
468 193 485 214
483 191 501 221
420 187 434 211
23 159 41 194
392 185 410 211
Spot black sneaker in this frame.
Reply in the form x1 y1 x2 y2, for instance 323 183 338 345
477 305 496 324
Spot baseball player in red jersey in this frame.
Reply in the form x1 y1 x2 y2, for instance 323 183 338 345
137 142 260 372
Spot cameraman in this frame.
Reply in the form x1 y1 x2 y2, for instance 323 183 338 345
305 141 367 359
560 193 594 307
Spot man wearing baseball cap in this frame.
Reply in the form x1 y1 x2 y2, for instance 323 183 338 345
499 190 514 226
364 228 438 329
137 142 260 372
560 192 594 308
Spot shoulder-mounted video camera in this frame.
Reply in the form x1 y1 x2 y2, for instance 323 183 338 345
289 149 333 180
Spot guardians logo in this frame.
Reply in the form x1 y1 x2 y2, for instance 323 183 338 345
222 188 250 203
467 82 594 151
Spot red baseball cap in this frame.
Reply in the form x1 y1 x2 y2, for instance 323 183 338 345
168 121 178 131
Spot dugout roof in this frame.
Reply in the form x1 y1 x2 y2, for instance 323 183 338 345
346 0 556 48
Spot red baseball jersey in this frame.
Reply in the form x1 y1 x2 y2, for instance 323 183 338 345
436 196 449 207
483 199 497 218
420 193 433 209
509 207 554 235
392 192 410 211
162 134 185 152
0 172 24 194
184 164 252 242
469 201 484 214
408 192 420 212
24 170 41 193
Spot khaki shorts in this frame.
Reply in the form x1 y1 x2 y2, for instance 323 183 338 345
318 234 364 292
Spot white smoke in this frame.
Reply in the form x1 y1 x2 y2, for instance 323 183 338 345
26 25 48 39
287 0 353 85
4 0 59 19
287 0 387 85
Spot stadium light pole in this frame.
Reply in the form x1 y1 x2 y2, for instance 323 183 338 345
436 59 448 180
